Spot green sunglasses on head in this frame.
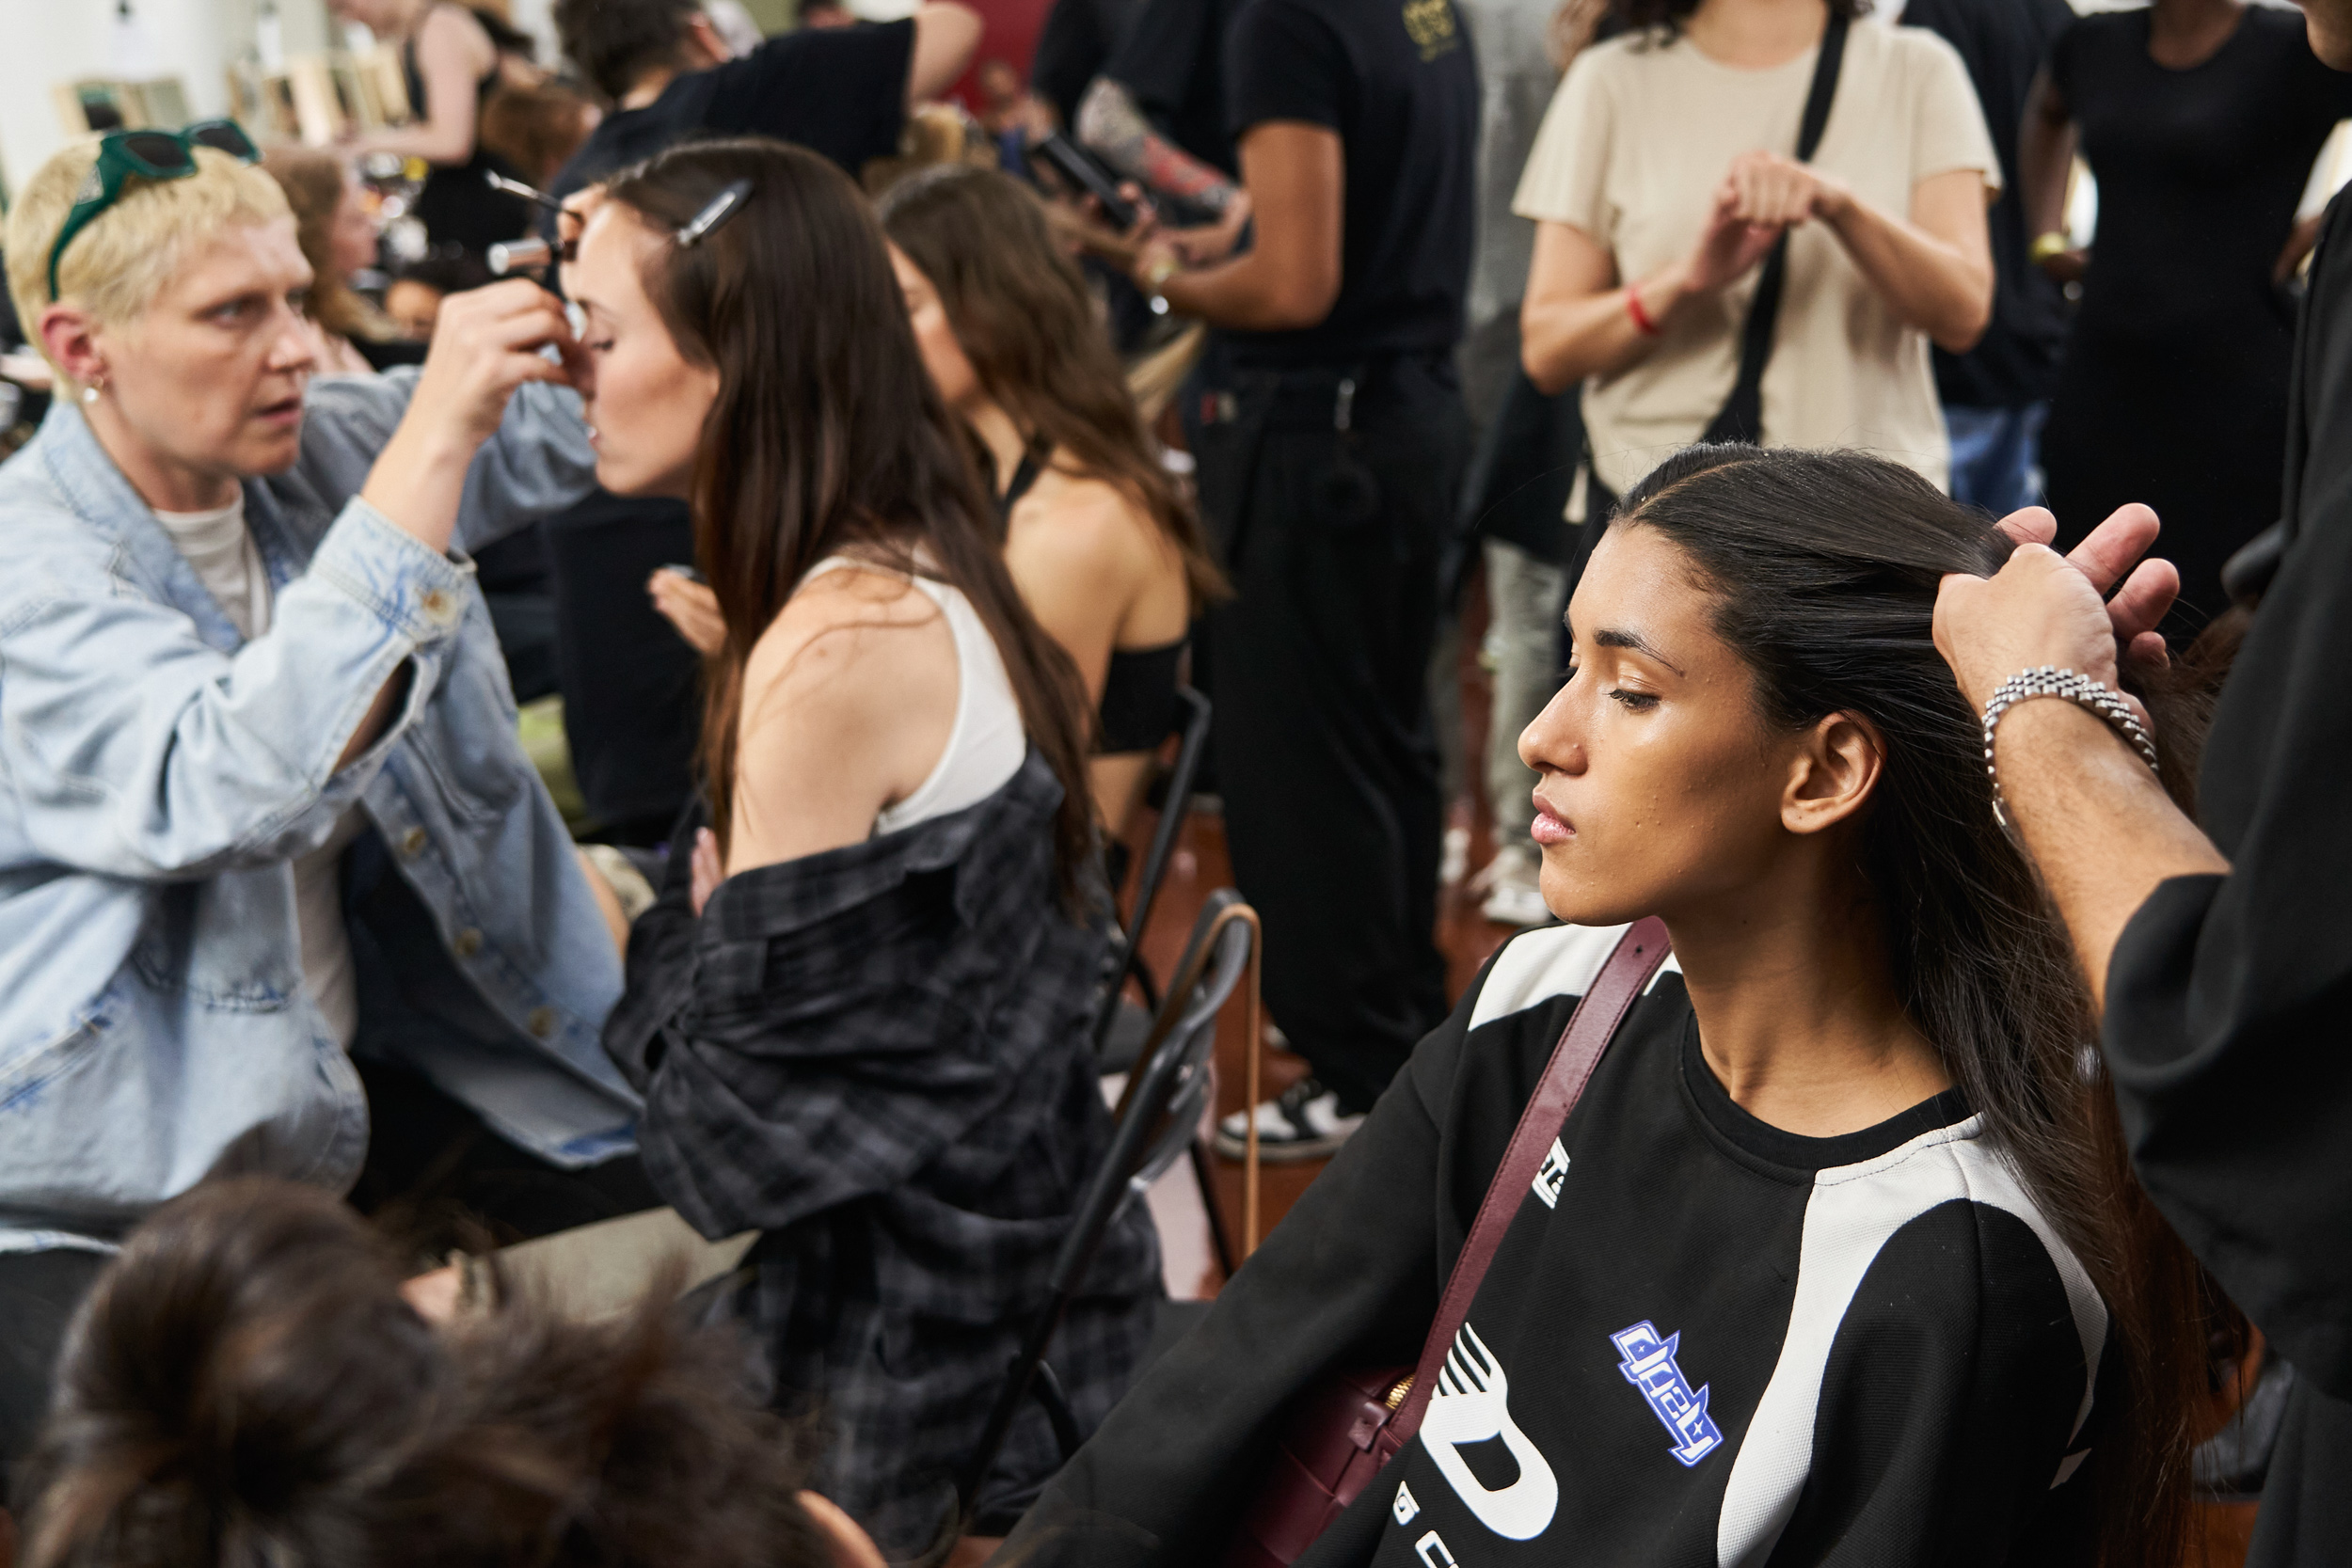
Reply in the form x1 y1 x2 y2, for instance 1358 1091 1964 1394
45 119 262 302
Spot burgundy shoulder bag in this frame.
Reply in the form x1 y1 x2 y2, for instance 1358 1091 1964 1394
1224 918 1673 1568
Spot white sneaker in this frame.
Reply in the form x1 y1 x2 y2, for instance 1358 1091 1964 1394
1214 1076 1365 1163
1476 844 1552 928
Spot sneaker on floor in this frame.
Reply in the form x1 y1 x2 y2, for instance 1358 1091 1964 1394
1214 1076 1364 1163
1476 844 1552 927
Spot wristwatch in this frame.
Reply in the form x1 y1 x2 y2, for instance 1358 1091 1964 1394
2028 230 2074 265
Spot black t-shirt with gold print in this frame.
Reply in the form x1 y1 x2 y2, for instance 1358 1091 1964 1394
1223 0 1481 367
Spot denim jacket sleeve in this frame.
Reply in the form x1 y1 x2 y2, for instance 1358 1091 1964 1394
0 499 475 879
277 368 597 555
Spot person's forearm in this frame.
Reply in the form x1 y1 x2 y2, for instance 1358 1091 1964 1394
361 423 477 557
1077 77 1240 214
1992 701 2230 1009
2018 80 2075 243
1519 260 1696 393
1822 193 1989 351
1157 250 1330 333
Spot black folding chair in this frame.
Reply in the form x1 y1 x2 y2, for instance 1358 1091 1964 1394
1094 686 1214 1041
956 890 1261 1524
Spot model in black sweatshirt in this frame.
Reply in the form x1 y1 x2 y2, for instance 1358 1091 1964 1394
999 445 2205 1568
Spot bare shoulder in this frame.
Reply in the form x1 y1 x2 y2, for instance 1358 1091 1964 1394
422 1 494 57
741 563 954 721
1010 470 1168 586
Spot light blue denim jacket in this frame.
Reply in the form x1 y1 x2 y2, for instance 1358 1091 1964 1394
0 370 639 1256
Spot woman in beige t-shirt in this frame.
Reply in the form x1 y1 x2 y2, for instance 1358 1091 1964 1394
1516 0 1997 500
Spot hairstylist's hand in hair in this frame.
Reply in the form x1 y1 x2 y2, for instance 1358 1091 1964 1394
1932 502 2178 722
360 279 585 554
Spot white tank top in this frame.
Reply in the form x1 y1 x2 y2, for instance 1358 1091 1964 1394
802 556 1025 835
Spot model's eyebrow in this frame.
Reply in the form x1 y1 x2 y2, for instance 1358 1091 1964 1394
1591 626 1686 676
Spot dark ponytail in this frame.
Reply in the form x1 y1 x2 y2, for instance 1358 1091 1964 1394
19 1179 835 1568
1613 444 2207 1568
19 1180 448 1568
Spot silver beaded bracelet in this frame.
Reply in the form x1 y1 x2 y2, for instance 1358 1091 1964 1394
1980 665 2160 829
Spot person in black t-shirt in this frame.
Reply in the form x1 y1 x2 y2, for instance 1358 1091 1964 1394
533 0 978 842
1031 0 1144 127
1899 0 2074 516
997 445 2209 1568
1122 0 1477 1159
549 0 981 204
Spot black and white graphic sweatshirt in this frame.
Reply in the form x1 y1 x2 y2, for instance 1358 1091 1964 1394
1002 924 2113 1568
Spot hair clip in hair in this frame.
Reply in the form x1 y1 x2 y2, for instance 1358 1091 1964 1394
675 180 754 248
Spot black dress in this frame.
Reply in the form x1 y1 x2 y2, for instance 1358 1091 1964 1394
403 10 531 256
2040 7 2352 637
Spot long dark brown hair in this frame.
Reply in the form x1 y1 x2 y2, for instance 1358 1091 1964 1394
1613 445 2208 1568
874 165 1226 608
603 138 1098 899
18 1178 835 1568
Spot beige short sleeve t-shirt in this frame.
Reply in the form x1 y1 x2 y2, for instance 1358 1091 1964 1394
1513 19 1996 499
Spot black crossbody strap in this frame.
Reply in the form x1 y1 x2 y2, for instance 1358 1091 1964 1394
1700 10 1851 448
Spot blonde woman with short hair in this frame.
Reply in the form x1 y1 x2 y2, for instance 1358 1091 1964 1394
0 128 642 1488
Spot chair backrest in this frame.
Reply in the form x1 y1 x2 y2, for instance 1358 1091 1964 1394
957 890 1258 1515
1116 890 1253 1195
1090 686 1214 1052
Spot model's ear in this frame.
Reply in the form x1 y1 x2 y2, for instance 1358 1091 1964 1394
1781 710 1884 836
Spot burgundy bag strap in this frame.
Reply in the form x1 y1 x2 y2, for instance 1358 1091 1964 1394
1390 917 1672 1443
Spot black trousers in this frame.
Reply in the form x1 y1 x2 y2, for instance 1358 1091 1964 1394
1191 351 1469 1112
0 1061 656 1500
543 489 704 844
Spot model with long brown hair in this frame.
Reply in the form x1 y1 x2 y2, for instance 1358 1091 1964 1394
573 137 1158 1557
878 165 1225 828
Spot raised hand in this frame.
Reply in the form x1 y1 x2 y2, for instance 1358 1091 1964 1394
361 278 581 554
1685 182 1786 293
1935 501 2179 723
1725 149 1851 229
648 567 724 656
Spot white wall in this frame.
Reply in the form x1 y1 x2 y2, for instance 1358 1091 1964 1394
0 0 349 197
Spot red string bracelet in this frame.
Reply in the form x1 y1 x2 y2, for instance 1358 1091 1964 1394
1625 284 1661 337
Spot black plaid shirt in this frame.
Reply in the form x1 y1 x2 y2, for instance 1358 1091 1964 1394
604 752 1160 1556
